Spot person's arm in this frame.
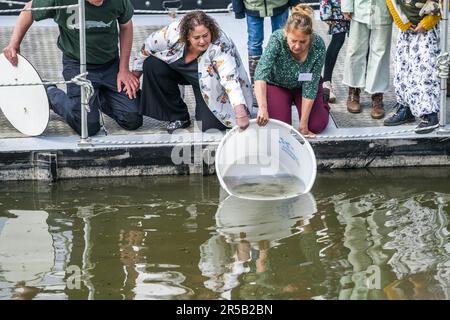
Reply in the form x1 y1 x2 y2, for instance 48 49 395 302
299 98 315 137
2 1 33 66
132 24 175 74
253 32 282 126
299 39 325 137
416 14 441 32
254 80 269 126
302 38 325 102
231 0 245 19
212 37 250 130
117 20 139 99
341 0 354 19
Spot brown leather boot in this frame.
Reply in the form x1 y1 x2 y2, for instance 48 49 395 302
371 93 385 119
347 87 361 113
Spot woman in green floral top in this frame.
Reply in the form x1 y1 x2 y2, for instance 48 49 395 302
254 5 330 137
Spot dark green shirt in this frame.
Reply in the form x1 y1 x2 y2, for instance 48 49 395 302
32 0 134 64
254 30 325 100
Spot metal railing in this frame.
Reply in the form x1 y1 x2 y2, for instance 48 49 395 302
77 0 89 145
439 0 449 130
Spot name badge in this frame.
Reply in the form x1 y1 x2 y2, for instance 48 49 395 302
298 73 313 82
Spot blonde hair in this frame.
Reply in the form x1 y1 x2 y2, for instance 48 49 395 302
284 5 314 35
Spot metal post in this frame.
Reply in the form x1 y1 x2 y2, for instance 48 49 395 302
439 0 449 128
78 0 90 145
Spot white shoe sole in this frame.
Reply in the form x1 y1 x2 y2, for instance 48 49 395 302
415 123 439 134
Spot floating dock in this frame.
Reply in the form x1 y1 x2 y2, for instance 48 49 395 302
0 14 449 181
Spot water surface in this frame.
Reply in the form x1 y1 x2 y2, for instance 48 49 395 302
0 168 449 300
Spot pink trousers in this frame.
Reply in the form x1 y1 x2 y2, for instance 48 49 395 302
266 79 330 133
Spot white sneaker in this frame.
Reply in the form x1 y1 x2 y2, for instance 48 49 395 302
329 82 336 103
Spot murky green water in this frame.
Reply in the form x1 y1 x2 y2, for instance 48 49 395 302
0 168 449 300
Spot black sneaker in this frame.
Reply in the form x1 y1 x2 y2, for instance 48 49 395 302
42 80 57 111
322 81 331 103
415 112 439 134
167 119 191 133
383 103 415 126
42 79 57 92
323 87 330 103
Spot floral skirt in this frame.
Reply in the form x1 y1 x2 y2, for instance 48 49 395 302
394 25 441 117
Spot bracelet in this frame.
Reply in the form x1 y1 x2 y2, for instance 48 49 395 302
235 115 248 119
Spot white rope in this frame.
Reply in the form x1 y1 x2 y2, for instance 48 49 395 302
298 2 320 6
133 2 319 16
0 72 89 87
71 73 94 113
0 4 78 13
0 72 94 112
0 79 69 87
133 8 232 15
0 0 28 6
0 1 320 14
437 52 450 79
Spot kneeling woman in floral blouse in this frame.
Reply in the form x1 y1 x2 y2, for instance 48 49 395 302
132 11 252 133
254 5 330 137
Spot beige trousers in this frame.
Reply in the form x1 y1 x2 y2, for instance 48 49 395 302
343 20 392 94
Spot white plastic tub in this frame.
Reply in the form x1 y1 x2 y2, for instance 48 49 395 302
215 119 317 200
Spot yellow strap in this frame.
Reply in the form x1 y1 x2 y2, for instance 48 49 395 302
386 0 413 32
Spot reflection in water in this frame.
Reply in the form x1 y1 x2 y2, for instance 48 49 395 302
132 268 194 300
324 171 450 300
77 206 96 300
331 193 396 299
119 230 194 300
199 193 317 299
0 210 70 299
384 193 450 299
0 168 448 300
0 211 54 286
216 193 316 244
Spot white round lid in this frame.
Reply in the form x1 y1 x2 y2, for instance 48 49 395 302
0 53 49 136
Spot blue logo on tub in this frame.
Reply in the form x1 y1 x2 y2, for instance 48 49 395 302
279 137 299 163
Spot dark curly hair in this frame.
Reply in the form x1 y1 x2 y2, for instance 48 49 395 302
179 11 220 45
